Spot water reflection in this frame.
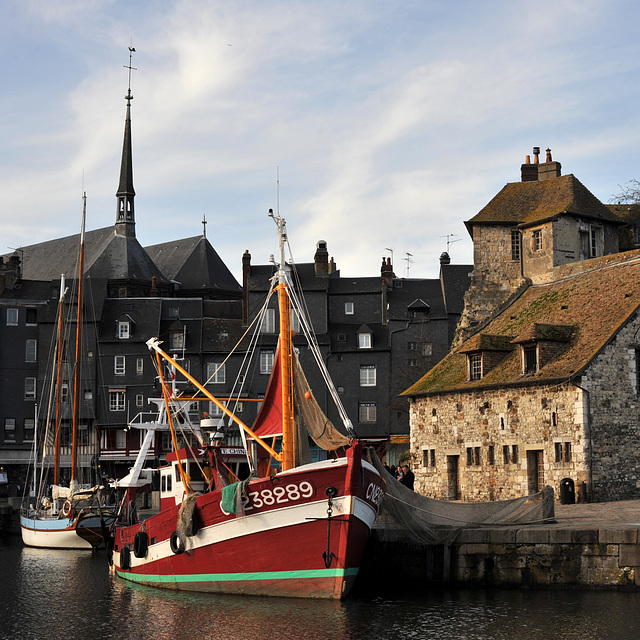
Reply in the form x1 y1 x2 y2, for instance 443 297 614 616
2 536 639 640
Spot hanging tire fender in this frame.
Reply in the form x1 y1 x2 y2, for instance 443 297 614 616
133 531 148 558
120 545 131 570
170 531 185 554
187 510 199 537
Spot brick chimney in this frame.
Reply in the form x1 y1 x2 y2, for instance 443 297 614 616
521 146 561 182
314 240 329 276
537 147 562 181
381 256 395 287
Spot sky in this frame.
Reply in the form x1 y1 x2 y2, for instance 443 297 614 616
1 0 640 283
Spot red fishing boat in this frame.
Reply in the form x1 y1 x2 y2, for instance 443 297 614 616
109 210 384 598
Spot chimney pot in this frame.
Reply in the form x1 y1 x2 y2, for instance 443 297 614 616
546 148 552 162
533 147 540 164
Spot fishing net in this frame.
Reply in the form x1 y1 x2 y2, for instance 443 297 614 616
176 493 197 548
221 478 250 517
292 354 350 460
370 453 555 545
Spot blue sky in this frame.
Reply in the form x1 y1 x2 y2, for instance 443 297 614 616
1 0 639 282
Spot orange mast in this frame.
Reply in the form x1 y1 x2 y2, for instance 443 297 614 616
52 275 66 485
70 193 87 486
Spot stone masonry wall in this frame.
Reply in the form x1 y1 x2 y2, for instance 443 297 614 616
580 311 640 502
410 383 589 502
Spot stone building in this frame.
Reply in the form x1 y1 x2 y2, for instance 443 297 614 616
405 149 640 503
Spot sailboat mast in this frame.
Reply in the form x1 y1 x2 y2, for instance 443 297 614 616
53 274 66 485
270 209 295 471
70 194 87 485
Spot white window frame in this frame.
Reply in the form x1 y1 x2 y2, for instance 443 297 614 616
171 329 185 350
6 308 18 326
114 355 125 375
109 390 126 412
260 350 274 374
207 362 226 384
136 358 144 375
358 402 377 423
262 308 276 334
136 394 144 408
25 339 37 362
345 302 354 315
360 365 376 386
25 377 36 400
358 332 372 349
118 321 130 339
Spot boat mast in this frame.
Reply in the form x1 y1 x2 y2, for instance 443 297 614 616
70 193 87 488
53 274 66 485
269 208 295 471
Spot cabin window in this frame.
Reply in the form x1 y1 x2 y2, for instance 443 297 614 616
25 339 37 362
109 390 125 411
533 229 542 252
523 345 538 373
6 308 18 326
25 377 36 400
207 362 226 384
161 475 166 492
511 229 521 260
24 418 35 442
118 321 130 339
262 308 276 334
358 402 377 422
114 355 125 375
260 350 274 374
358 332 372 349
360 365 376 386
345 302 354 315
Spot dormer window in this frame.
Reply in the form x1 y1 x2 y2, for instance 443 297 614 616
522 344 538 374
118 321 130 339
469 353 482 380
358 332 372 349
460 333 514 381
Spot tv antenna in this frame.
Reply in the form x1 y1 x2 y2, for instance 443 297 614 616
385 247 394 265
403 252 413 277
441 234 461 253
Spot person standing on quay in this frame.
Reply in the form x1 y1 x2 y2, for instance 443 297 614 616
399 464 414 490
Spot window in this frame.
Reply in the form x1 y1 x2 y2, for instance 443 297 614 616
466 446 481 466
25 377 36 400
523 345 537 373
6 308 18 326
136 394 144 408
533 229 542 252
469 353 482 380
555 441 572 462
168 307 179 318
511 229 521 260
337 333 347 343
407 358 418 367
116 429 127 448
345 302 354 315
564 442 572 462
61 383 69 403
84 389 92 401
4 418 16 441
421 343 432 357
291 310 300 333
207 362 226 384
109 390 126 411
408 341 418 351
488 445 495 465
171 329 185 350
423 448 436 468
360 365 376 386
24 418 35 442
118 321 130 339
262 308 276 333
358 332 372 349
503 445 510 464
78 425 89 446
114 356 125 375
511 445 519 464
337 386 344 394
358 402 376 422
136 358 144 375
25 339 37 362
26 308 37 325
260 350 274 374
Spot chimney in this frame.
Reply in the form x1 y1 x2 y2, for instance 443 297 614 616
314 240 329 276
439 251 451 265
521 147 539 181
149 275 159 297
328 257 336 274
381 256 395 287
537 147 562 181
242 249 251 326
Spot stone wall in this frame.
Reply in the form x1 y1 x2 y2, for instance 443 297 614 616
409 383 589 502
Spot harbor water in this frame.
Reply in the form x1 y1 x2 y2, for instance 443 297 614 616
2 535 640 640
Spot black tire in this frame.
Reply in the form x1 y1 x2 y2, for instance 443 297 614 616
170 531 185 554
133 531 148 558
120 545 131 570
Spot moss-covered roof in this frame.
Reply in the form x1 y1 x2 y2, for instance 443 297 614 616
467 174 621 228
458 333 515 353
511 323 575 344
403 257 640 396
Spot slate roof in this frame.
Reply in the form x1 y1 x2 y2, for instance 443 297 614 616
403 253 640 396
2 227 169 285
145 236 240 294
466 174 621 229
440 264 472 314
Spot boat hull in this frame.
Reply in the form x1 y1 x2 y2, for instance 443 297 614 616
112 454 383 599
20 513 92 550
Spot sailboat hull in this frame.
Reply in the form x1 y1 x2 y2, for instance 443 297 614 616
20 514 93 550
112 455 383 599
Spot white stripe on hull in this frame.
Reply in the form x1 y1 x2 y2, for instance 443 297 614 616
20 516 93 550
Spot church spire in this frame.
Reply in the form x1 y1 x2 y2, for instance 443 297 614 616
116 46 137 237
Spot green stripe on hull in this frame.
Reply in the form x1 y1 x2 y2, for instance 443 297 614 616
117 567 360 584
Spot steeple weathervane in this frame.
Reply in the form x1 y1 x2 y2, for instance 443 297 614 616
116 44 137 237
